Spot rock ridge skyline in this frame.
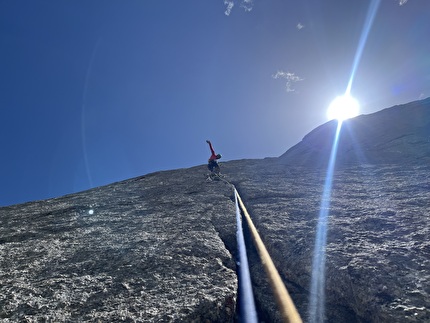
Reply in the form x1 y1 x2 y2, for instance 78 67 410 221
1 98 429 322
280 97 430 167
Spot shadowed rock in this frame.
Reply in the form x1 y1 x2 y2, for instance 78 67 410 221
226 160 430 322
1 98 429 322
280 97 430 167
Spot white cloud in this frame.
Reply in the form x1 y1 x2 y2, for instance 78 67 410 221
240 0 254 12
224 1 234 16
297 23 304 30
224 0 254 16
399 0 408 5
273 71 304 92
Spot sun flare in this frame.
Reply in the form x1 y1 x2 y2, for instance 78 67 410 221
327 95 360 121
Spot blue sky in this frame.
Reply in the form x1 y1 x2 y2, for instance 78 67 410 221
1 0 429 206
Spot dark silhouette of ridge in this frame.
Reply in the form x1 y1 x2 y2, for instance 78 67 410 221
279 97 430 167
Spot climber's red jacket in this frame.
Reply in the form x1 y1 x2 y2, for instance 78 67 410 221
207 141 217 161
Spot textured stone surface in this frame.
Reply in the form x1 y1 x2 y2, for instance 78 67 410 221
280 98 430 167
0 168 237 322
224 160 430 322
1 99 430 322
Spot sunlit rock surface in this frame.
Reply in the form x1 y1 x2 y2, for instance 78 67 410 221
0 169 237 322
1 98 429 322
226 160 430 322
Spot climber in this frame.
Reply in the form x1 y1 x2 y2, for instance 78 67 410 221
206 140 222 175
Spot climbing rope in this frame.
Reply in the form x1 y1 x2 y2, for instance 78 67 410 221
234 188 303 323
234 190 258 323
208 172 302 322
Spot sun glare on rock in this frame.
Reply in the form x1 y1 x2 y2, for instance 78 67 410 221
327 95 360 121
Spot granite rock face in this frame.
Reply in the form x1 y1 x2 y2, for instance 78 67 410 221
225 160 430 322
280 98 430 167
1 98 430 322
0 168 237 322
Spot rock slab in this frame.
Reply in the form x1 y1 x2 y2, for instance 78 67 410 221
1 98 430 322
0 168 237 322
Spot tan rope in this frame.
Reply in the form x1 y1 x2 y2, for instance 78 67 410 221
235 189 303 323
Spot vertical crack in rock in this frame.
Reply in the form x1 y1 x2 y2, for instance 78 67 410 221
1 99 429 322
222 158 430 322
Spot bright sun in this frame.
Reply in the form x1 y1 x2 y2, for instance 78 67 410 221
327 95 360 121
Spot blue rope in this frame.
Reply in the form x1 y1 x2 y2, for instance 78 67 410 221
234 188 258 323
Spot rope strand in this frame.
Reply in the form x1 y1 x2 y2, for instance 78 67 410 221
209 173 302 322
234 189 302 323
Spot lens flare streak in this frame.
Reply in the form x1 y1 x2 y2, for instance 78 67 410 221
346 0 381 94
309 2 381 321
308 121 342 323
